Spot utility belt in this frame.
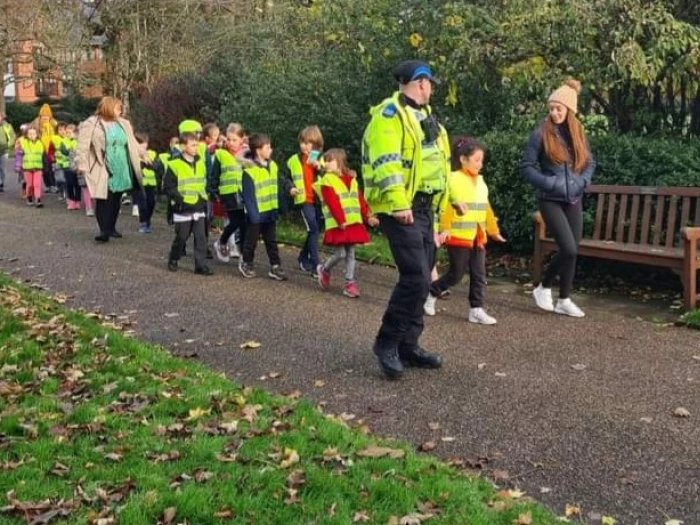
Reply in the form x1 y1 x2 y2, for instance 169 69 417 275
412 191 434 210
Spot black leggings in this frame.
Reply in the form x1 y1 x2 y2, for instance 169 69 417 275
539 199 583 299
220 208 246 246
64 170 80 201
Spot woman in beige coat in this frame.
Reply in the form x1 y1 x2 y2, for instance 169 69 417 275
76 96 143 242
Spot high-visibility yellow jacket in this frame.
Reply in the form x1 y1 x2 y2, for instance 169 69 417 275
20 138 44 171
313 171 362 231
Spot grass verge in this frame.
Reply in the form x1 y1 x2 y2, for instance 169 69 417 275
679 309 700 329
0 273 556 525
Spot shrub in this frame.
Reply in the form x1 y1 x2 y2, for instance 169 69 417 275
5 103 38 129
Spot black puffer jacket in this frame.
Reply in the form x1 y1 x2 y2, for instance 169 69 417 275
520 122 596 203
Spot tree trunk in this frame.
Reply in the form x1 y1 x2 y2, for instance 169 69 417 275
689 88 700 136
0 58 6 115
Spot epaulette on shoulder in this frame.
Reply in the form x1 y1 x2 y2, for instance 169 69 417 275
381 104 398 118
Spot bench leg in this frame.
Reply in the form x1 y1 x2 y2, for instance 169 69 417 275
533 236 543 284
683 240 698 310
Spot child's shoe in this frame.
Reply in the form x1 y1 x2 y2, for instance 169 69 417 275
168 260 178 272
343 281 361 298
238 261 256 278
423 294 438 316
195 266 214 276
86 208 95 217
35 199 43 208
468 307 497 325
132 204 139 217
228 238 241 259
533 284 554 312
214 240 230 263
554 298 585 318
26 197 34 206
138 224 149 234
317 264 331 290
268 265 288 281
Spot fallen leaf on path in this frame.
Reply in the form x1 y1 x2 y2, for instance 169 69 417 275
495 372 507 377
565 504 580 517
269 372 282 379
314 379 326 388
356 446 405 459
239 340 261 350
692 356 700 362
440 436 455 442
540 487 552 494
491 469 509 482
665 520 684 525
418 441 437 452
673 407 691 418
640 417 653 423
477 363 487 371
601 517 616 525
428 422 441 430
163 312 180 318
571 363 587 371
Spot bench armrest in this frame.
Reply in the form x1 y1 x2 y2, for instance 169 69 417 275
533 211 546 240
682 227 700 242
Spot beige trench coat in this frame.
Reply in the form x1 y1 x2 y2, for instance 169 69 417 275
76 116 143 200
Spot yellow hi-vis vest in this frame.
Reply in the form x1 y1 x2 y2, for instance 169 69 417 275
314 172 362 230
215 149 243 195
245 162 279 213
142 150 158 187
21 138 44 170
361 91 450 216
52 135 70 169
169 156 208 205
287 154 307 205
446 171 489 242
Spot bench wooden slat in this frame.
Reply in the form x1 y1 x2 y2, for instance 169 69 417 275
605 194 617 240
695 197 700 225
616 194 628 243
666 196 678 249
593 193 605 240
640 195 653 244
588 185 700 197
628 194 640 244
653 195 665 246
681 197 691 229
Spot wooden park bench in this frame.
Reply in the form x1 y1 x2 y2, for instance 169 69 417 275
533 185 700 310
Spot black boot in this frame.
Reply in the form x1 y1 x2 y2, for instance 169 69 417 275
399 346 443 369
168 260 178 272
373 340 403 380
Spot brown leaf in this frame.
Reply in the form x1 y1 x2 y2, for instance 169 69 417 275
673 407 691 418
513 511 532 525
387 517 400 525
0 381 22 396
314 379 326 388
353 511 371 523
104 452 123 462
194 469 214 483
269 372 282 379
565 504 581 517
418 441 437 452
49 462 70 477
428 422 441 430
286 469 306 489
284 488 299 505
162 507 177 524
491 469 510 482
280 448 300 469
286 390 303 400
214 508 233 519
356 446 405 459
239 340 261 350
399 514 433 525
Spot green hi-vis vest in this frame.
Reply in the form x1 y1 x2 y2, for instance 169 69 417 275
169 157 208 205
52 136 70 169
158 152 171 172
142 150 158 187
21 138 44 170
314 172 362 230
286 154 306 205
246 162 279 213
215 149 243 195
447 171 489 242
361 91 450 215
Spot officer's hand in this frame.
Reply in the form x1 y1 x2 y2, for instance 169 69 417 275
392 210 413 225
436 231 450 247
367 216 379 227
452 202 468 216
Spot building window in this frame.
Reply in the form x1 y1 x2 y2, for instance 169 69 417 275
36 76 60 98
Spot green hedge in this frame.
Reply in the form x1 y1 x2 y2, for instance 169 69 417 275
5 103 38 130
481 131 700 252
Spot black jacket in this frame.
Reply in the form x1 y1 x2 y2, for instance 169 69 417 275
521 122 596 203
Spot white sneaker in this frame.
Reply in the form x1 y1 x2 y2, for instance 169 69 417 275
533 284 554 312
132 205 139 217
424 294 438 316
213 240 230 263
86 209 95 217
229 242 241 259
468 307 497 325
554 298 585 318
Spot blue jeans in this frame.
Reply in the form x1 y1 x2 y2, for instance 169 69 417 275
298 203 322 269
136 186 157 226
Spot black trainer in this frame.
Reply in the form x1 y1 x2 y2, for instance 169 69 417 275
373 341 404 380
110 231 123 238
399 346 443 369
194 266 213 276
168 260 178 272
95 233 109 243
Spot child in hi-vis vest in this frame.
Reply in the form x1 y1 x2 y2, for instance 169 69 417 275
20 127 45 208
315 149 378 298
424 137 505 324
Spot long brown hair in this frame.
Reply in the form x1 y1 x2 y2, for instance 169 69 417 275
542 111 590 173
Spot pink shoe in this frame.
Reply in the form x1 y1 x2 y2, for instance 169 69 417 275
343 281 360 298
317 264 331 291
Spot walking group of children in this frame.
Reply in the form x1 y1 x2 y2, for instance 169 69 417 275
160 118 504 322
13 122 94 214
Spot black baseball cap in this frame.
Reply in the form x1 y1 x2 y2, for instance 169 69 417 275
393 60 437 84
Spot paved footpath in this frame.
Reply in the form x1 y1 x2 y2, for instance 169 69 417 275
0 180 698 524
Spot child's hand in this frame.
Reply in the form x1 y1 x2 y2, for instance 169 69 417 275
492 233 506 243
339 223 346 230
434 231 449 247
452 202 468 216
367 216 379 227
290 188 301 196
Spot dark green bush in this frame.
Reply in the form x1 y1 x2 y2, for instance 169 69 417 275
5 103 38 129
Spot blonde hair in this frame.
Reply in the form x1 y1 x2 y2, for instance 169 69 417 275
299 125 324 149
95 96 122 121
226 123 246 138
323 148 348 173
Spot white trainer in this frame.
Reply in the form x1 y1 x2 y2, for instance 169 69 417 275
132 204 139 217
468 307 497 325
554 298 585 318
424 294 438 316
533 284 554 312
229 242 241 259
213 240 230 263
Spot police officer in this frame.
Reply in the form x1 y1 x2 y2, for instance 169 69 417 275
362 60 466 380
